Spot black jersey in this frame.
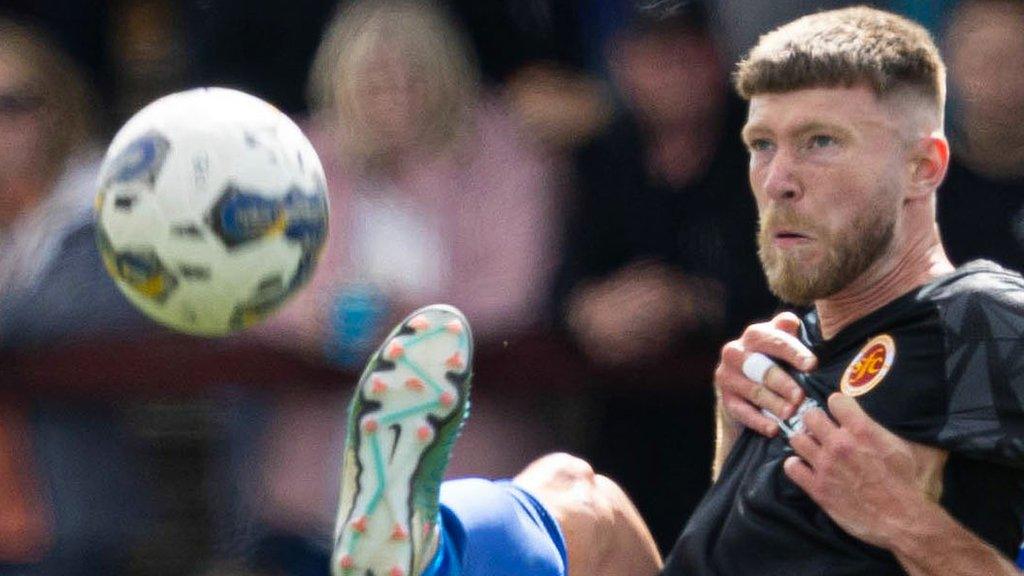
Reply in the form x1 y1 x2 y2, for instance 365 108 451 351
663 260 1024 576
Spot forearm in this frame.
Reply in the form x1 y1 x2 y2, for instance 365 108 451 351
889 498 1021 576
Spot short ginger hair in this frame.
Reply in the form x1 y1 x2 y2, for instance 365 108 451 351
734 6 946 111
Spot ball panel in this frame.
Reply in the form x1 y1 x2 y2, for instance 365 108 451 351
98 130 172 190
114 250 180 303
97 225 180 305
282 185 329 248
206 184 286 249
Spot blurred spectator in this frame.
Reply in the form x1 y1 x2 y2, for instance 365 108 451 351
705 0 864 67
0 22 138 346
182 0 336 115
444 0 587 86
0 15 148 576
503 62 613 153
277 0 562 353
240 1 567 571
888 0 960 34
439 0 614 153
1 1 116 127
551 1 776 550
706 1 956 70
557 2 774 370
939 0 1024 272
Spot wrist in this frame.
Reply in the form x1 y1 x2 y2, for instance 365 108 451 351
882 493 947 558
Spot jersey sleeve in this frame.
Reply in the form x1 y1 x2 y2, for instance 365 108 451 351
934 271 1024 468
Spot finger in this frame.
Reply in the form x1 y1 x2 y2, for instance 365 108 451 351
802 407 838 443
720 340 747 371
742 324 817 371
788 431 822 465
762 364 805 406
738 349 802 407
782 455 816 494
720 360 790 420
737 350 798 416
723 396 780 437
828 393 869 428
769 311 803 334
721 367 793 419
740 351 776 383
719 344 794 422
828 393 893 444
747 380 794 421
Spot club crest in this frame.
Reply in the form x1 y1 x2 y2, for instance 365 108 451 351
840 334 896 397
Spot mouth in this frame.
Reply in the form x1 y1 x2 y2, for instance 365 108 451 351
775 230 809 239
772 230 814 247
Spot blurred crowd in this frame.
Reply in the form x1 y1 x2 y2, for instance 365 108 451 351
0 1 1022 575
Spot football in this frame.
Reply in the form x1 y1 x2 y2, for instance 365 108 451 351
95 87 329 336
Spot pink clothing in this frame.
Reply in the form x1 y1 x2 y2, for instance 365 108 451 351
264 97 559 350
251 99 563 536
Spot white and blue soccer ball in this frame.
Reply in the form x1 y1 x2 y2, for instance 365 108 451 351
95 87 329 336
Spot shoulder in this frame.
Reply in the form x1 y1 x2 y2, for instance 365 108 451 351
920 260 1024 340
916 262 1024 467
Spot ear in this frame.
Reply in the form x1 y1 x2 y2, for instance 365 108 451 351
907 133 949 200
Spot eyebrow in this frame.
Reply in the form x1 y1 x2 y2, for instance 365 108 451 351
791 121 853 140
741 120 854 144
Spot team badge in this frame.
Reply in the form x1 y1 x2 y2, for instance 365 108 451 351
840 334 896 397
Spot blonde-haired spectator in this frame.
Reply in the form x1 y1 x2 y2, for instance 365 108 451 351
247 0 566 564
263 0 561 354
0 16 98 306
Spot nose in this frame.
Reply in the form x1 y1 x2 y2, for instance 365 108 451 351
760 149 801 203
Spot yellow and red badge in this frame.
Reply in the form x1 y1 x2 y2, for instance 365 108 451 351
840 334 896 397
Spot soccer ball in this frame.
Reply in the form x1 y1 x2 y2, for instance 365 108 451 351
95 87 329 336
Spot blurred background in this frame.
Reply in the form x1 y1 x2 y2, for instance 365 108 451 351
0 0 1021 575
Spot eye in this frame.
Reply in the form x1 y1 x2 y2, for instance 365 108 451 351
747 138 774 152
807 134 837 149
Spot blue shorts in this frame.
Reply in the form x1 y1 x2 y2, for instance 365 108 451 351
423 478 568 576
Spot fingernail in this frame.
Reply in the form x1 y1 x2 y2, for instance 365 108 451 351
799 356 815 370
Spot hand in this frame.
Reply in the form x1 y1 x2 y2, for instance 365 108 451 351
566 262 723 367
714 312 817 437
784 393 947 549
505 63 612 149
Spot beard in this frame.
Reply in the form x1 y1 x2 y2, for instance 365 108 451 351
757 204 896 306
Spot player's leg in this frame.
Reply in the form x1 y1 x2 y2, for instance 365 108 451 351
430 477 568 576
513 453 663 576
331 304 660 576
333 303 573 576
426 454 663 576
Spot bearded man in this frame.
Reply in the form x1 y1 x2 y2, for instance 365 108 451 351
680 6 1024 575
327 6 1024 576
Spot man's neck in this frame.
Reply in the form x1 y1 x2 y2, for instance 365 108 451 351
815 229 954 340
